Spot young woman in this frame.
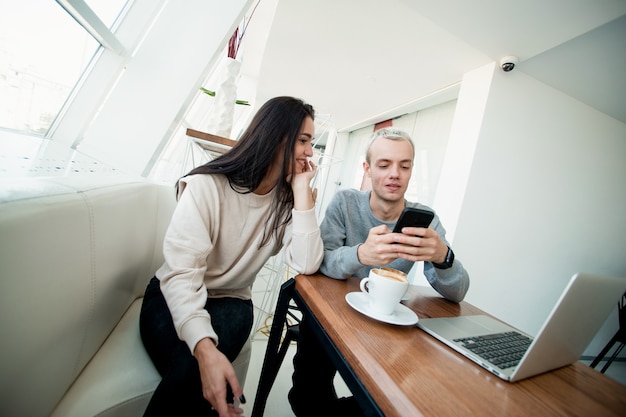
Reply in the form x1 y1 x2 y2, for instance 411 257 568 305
140 96 323 417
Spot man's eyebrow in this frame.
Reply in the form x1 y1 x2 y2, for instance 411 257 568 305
375 158 413 163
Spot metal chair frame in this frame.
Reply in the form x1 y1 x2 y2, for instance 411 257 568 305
590 291 626 373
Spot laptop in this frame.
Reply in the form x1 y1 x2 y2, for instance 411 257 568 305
417 272 626 382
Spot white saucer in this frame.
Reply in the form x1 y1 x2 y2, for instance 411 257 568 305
345 292 418 326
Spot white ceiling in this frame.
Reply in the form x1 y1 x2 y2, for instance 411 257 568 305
248 0 626 131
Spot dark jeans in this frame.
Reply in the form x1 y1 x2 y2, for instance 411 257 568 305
139 277 253 417
289 317 365 417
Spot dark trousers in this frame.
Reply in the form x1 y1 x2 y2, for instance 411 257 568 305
139 277 253 417
289 316 348 417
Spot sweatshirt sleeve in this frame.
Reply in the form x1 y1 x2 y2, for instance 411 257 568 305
282 207 323 274
423 215 470 302
157 177 220 354
318 192 364 279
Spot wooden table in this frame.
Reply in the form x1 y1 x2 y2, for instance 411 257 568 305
252 274 626 417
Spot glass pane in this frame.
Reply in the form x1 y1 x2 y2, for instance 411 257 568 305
0 0 127 136
85 0 129 28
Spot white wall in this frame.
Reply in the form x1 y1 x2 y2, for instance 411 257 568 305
434 64 493 242
452 64 626 352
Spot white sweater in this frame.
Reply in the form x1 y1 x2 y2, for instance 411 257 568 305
156 174 323 353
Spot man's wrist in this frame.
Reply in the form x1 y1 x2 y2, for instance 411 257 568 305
432 246 454 269
356 243 364 265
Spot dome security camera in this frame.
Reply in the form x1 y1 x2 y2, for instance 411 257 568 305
500 56 519 72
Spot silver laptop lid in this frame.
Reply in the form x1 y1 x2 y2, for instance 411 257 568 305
418 272 626 382
511 272 626 381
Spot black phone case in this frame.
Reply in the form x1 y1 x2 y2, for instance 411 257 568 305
392 207 434 233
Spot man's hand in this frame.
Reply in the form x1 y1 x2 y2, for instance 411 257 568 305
356 224 401 266
392 226 448 263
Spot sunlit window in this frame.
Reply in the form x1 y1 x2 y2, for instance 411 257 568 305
0 0 127 136
85 0 128 28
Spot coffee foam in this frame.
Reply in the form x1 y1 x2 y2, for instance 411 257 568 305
374 267 408 283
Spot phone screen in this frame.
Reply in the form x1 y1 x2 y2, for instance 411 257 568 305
392 207 434 233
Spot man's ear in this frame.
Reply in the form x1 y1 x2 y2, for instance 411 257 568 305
362 161 371 177
360 162 372 191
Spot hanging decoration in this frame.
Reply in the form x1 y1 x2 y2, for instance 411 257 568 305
203 2 261 138
204 55 243 138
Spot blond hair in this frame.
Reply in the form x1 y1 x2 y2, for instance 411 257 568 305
365 128 415 164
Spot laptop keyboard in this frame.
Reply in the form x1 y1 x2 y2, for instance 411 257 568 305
454 331 532 369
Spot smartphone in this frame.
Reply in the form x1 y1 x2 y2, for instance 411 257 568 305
392 207 434 233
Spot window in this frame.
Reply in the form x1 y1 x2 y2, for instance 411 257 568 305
0 0 128 136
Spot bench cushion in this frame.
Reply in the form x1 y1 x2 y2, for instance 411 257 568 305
50 299 160 417
51 299 252 417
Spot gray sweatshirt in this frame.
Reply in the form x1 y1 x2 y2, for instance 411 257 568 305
319 188 469 302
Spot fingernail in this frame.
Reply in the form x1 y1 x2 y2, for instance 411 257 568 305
239 394 247 404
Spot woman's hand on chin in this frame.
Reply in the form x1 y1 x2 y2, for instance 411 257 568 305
291 159 317 210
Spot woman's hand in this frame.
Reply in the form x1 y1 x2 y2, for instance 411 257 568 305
290 159 317 211
194 338 245 416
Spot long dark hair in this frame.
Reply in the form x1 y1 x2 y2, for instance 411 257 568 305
180 96 315 246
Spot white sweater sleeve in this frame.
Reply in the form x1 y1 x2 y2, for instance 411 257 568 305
158 178 220 353
282 207 323 275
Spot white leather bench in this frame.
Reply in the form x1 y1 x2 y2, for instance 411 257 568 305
0 176 251 417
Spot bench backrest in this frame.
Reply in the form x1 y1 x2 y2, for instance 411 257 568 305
0 177 176 417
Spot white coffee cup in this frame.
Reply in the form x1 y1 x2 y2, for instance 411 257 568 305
359 267 409 316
